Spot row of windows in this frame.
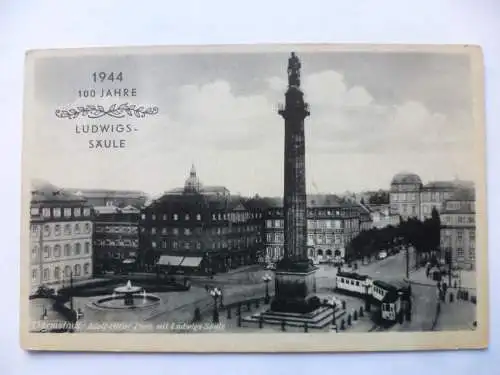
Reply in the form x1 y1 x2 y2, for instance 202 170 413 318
445 201 475 211
400 204 418 215
31 207 91 219
32 263 91 282
441 215 475 225
94 239 139 248
338 278 362 287
441 229 476 242
391 193 418 202
265 247 343 259
421 191 454 202
95 225 138 234
148 225 260 236
455 247 476 260
265 247 285 259
32 222 92 237
31 242 91 259
382 304 396 312
266 219 359 230
142 212 263 222
267 209 356 218
265 232 345 245
152 236 260 250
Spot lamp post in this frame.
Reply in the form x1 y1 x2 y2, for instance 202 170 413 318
262 273 272 304
331 297 337 327
209 287 222 324
365 283 371 312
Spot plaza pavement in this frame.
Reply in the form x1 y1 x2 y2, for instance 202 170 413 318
68 253 477 333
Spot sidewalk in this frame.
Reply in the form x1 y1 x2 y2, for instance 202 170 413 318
407 267 476 290
433 299 477 331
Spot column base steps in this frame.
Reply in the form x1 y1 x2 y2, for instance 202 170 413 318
242 306 346 329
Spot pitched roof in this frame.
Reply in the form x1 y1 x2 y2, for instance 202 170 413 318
391 172 422 185
63 188 147 198
31 179 87 204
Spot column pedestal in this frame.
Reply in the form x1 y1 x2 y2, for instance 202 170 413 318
271 258 319 313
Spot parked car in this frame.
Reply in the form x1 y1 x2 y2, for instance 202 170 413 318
377 251 388 260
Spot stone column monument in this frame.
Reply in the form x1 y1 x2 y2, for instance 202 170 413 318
273 52 318 312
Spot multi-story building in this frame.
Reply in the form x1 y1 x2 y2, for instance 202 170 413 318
367 204 401 229
140 166 266 274
64 188 148 208
263 195 371 263
30 180 93 293
92 205 141 273
440 189 476 270
389 172 474 221
389 173 423 219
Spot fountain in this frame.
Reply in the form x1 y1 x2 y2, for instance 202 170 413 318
86 280 161 322
114 280 142 306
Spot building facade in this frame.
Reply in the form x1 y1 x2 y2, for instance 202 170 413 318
30 181 93 293
390 172 474 221
368 204 401 229
92 205 141 274
140 166 266 274
263 195 371 263
440 189 476 270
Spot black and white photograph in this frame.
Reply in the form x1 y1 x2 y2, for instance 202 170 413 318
20 44 488 352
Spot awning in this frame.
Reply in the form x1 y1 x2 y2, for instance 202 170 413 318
157 255 184 266
180 256 203 268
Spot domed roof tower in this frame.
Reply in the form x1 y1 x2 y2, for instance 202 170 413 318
391 172 423 186
184 164 203 193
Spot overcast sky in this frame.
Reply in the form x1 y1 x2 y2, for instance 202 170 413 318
29 50 477 197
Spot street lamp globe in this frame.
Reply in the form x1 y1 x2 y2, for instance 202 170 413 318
210 287 221 297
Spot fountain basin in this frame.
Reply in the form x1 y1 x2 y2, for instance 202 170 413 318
91 294 161 310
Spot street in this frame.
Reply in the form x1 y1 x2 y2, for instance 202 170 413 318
72 251 476 333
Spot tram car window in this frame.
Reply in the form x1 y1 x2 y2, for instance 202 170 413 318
372 279 409 323
335 271 372 296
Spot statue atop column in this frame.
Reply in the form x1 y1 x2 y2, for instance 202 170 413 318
287 52 301 88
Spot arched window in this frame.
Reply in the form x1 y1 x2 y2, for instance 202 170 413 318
54 267 61 280
75 242 81 255
54 245 61 257
64 224 71 235
326 249 332 256
84 242 90 254
43 224 51 237
64 244 71 256
74 223 81 233
54 224 61 236
334 249 341 257
74 264 81 276
84 263 90 275
43 245 51 259
64 265 71 278
317 249 323 256
31 245 39 259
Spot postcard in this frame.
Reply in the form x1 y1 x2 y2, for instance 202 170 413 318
20 43 488 352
